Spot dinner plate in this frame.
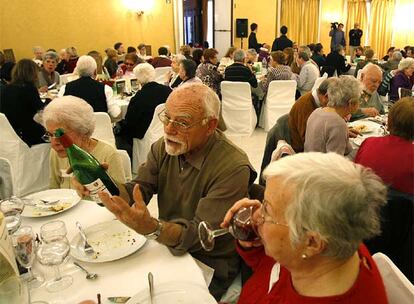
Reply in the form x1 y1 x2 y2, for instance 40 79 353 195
126 281 216 304
22 189 81 218
352 124 374 134
70 220 146 263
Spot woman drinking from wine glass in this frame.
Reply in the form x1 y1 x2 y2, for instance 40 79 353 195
221 152 388 304
42 96 125 189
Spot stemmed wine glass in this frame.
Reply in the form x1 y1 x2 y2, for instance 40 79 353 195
0 196 25 234
11 226 44 288
198 206 259 252
36 220 72 292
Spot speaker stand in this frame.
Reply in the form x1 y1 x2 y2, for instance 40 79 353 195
241 37 244 49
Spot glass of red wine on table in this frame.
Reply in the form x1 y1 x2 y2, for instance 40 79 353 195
198 205 260 252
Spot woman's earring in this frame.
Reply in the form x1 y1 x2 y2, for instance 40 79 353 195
301 253 308 260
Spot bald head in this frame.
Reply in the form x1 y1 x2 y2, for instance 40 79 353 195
360 64 383 94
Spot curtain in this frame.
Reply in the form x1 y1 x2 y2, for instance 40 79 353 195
201 0 208 42
369 0 395 58
281 0 319 46
346 0 368 46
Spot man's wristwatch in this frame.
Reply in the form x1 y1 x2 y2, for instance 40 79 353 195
144 218 163 240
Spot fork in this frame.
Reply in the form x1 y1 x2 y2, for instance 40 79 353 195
76 221 95 255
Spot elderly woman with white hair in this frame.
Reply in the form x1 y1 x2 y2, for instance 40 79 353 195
304 76 361 156
59 55 120 119
42 96 125 189
389 57 414 101
115 63 172 157
37 51 60 92
166 54 186 88
221 152 388 304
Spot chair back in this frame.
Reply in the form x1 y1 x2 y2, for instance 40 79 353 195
154 67 171 84
373 253 414 304
0 157 14 199
0 114 50 196
59 73 77 85
221 81 257 136
311 75 327 92
261 80 296 131
92 112 116 147
356 69 363 80
132 103 165 173
116 150 132 182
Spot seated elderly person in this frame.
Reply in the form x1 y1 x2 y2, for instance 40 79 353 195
167 54 186 88
260 51 293 94
59 55 121 120
73 83 256 300
246 48 258 65
104 48 119 78
196 48 223 95
121 53 141 78
305 76 361 156
351 63 385 120
1 59 45 146
218 47 237 72
222 152 388 304
355 97 414 196
355 48 376 77
177 59 202 87
151 47 172 68
64 46 79 74
115 63 172 157
324 45 351 77
293 48 320 96
42 96 125 189
224 49 257 88
37 51 60 92
380 50 402 73
389 57 414 102
32 46 44 67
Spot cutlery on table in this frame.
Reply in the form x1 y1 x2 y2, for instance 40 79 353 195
40 199 60 205
76 221 95 255
148 272 154 304
73 261 98 280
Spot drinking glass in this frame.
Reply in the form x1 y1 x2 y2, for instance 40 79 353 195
36 221 72 292
0 275 30 304
198 206 259 252
0 196 25 234
11 226 44 289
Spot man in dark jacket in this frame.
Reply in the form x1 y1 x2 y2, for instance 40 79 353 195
349 23 363 61
248 23 263 53
271 26 293 51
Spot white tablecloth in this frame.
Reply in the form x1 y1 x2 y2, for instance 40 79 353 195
348 118 385 152
113 97 131 119
22 200 215 304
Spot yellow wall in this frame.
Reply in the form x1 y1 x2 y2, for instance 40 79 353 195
232 0 278 49
392 0 414 48
0 0 175 60
319 0 345 52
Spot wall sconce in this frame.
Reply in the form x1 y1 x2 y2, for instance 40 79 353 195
123 0 153 16
136 10 144 16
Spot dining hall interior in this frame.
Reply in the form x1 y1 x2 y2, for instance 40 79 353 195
0 0 413 303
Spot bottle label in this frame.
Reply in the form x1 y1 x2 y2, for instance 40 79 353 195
84 178 111 203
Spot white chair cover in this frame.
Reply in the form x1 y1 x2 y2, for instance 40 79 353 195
311 75 328 92
221 81 257 136
356 69 363 80
116 150 132 182
92 112 116 147
59 73 77 85
261 80 296 132
0 157 14 199
0 114 50 197
373 252 414 304
132 103 165 173
154 67 171 84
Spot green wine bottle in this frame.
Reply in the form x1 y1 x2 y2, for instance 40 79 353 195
54 128 119 205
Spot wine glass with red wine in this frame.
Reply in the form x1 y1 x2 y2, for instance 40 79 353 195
198 206 259 252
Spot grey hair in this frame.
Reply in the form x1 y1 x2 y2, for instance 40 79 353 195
246 49 257 56
42 51 59 62
335 44 344 53
133 63 155 85
33 46 43 53
398 57 414 71
66 46 78 57
392 51 402 61
299 45 312 58
361 62 382 76
233 49 246 62
316 78 334 95
74 55 97 77
263 152 387 259
42 96 95 137
327 76 361 107
173 54 186 64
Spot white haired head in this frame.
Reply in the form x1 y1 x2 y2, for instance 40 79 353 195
327 76 361 108
74 55 97 77
398 57 414 71
133 63 155 85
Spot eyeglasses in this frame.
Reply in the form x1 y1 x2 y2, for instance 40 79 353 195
158 110 208 132
256 200 289 227
41 131 57 143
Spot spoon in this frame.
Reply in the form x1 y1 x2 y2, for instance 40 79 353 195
73 261 98 280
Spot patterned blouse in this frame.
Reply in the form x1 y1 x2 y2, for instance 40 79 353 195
260 65 293 93
196 62 223 95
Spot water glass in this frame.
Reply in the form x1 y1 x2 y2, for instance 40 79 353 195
0 196 25 234
0 275 30 304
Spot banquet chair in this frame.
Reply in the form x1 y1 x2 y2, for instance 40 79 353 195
311 74 328 92
356 69 362 80
59 73 77 85
0 114 50 197
154 67 171 84
221 81 257 136
132 103 165 174
92 112 116 147
116 150 132 182
0 157 14 199
260 80 296 132
373 253 414 304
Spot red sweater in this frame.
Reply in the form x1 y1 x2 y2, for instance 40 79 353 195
355 135 414 195
237 244 387 304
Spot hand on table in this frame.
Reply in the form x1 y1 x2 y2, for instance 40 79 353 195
220 198 263 249
98 184 157 235
362 107 379 117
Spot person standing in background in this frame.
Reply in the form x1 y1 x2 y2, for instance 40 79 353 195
349 23 363 61
248 23 263 53
329 23 346 51
271 26 293 52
